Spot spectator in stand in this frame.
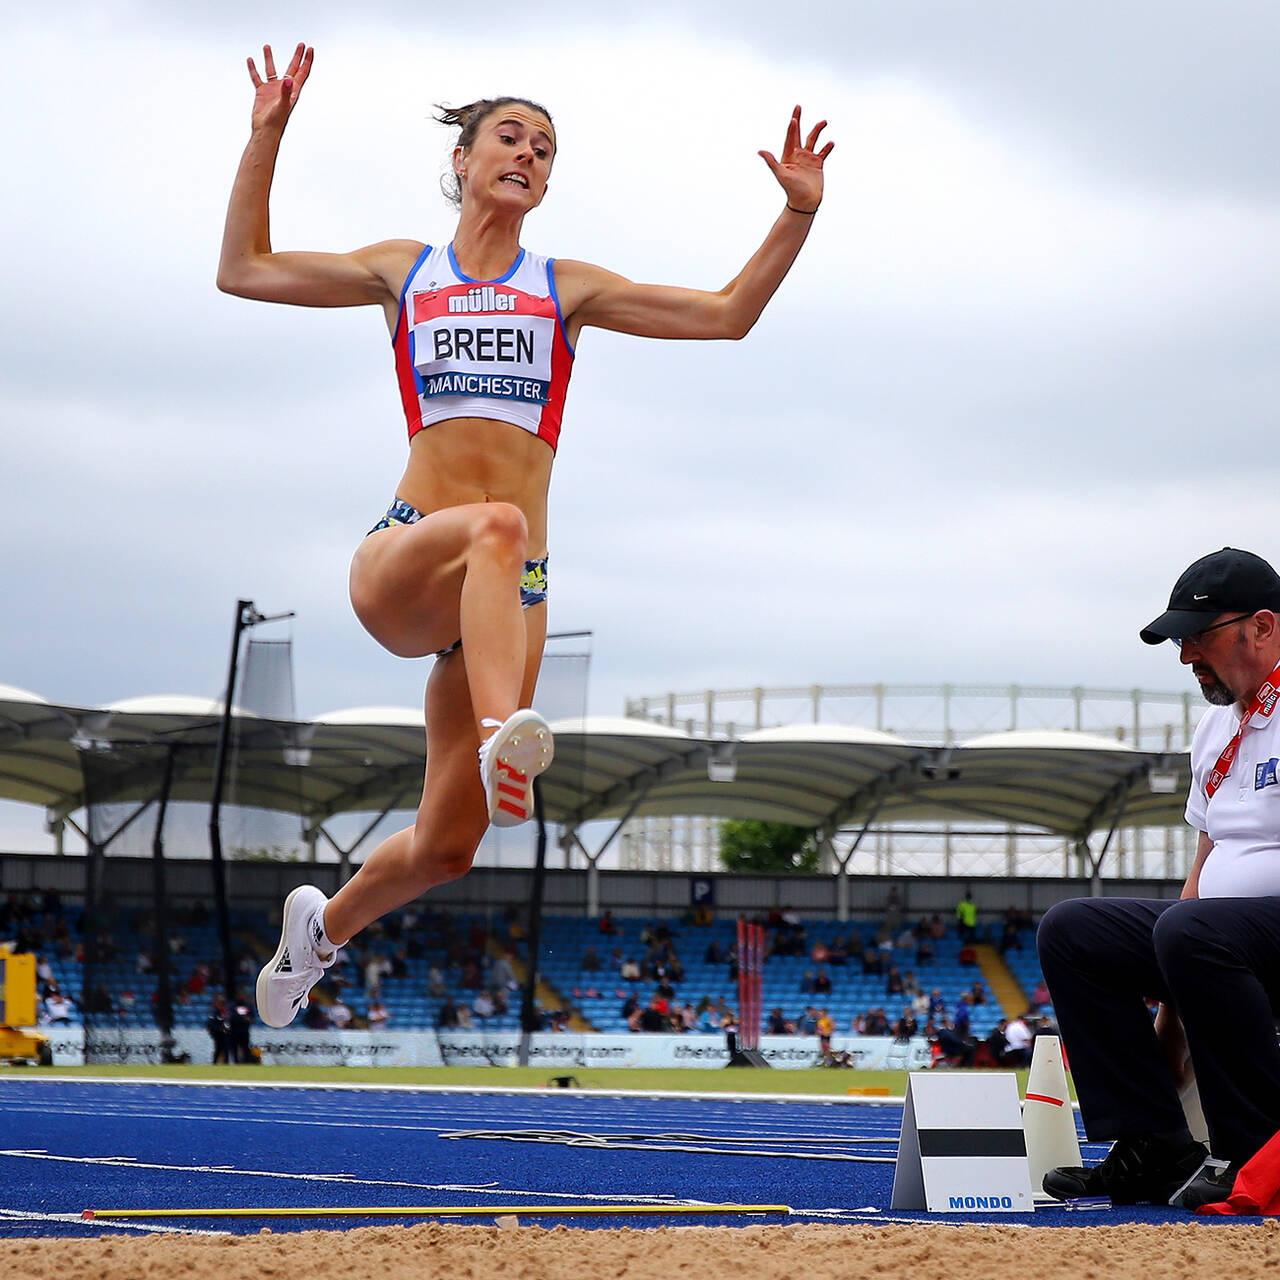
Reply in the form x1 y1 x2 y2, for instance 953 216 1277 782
895 926 916 952
367 997 390 1030
957 941 979 967
827 934 848 966
970 980 988 1006
928 988 946 1020
208 994 232 1064
850 1012 867 1034
861 946 884 976
902 969 921 996
490 948 518 991
885 886 903 933
389 946 409 979
41 986 74 1025
986 1018 1010 1063
954 991 974 1035
864 1007 891 1036
621 993 640 1022
915 935 935 966
931 1018 975 1067
894 1007 919 1041
620 956 641 981
811 939 829 964
704 936 725 964
1029 978 1051 1010
955 889 978 943
86 983 114 1016
187 964 208 997
230 994 254 1062
303 1002 330 1030
427 964 447 998
328 995 353 1029
768 1007 789 1036
655 976 676 1002
885 966 904 996
639 999 669 1032
928 913 947 941
581 945 601 972
998 918 1023 955
817 1008 835 1060
472 990 495 1020
800 969 816 993
436 996 459 1029
364 953 389 1000
680 1003 699 1032
1002 1013 1033 1066
35 954 53 986
598 910 619 936
813 968 832 995
797 1006 819 1036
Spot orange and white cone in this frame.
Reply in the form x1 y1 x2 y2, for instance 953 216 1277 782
1024 1034 1082 1197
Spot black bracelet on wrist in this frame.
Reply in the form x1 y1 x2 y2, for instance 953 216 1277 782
786 204 818 215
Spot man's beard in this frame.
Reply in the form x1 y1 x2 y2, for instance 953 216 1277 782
1195 666 1235 706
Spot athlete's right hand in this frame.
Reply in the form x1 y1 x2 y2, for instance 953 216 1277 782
247 42 313 133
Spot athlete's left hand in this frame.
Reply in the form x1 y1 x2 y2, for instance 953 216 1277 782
758 107 832 214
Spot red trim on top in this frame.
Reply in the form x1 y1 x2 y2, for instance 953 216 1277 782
393 308 426 440
538 307 573 452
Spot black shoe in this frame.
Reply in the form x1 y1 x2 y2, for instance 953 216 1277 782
1168 1157 1243 1210
1043 1135 1208 1205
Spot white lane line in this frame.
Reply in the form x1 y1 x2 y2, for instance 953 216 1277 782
0 1076 902 1105
0 1207 229 1237
0 1151 704 1206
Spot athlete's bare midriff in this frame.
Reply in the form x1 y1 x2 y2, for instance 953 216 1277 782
393 416 553 555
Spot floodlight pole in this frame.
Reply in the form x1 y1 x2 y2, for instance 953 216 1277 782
209 599 294 997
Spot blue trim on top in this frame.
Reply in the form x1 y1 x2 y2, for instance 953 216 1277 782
447 243 526 284
392 243 435 347
545 257 575 358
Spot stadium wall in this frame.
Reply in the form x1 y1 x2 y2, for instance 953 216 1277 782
0 851 1182 923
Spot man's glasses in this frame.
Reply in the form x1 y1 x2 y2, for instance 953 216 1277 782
1172 613 1254 649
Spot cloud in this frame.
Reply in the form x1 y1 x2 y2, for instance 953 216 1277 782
3 3 1279 854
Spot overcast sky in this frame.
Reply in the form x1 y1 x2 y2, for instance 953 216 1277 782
4 1 1280 851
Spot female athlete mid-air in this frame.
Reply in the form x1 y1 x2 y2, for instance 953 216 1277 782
217 43 833 1028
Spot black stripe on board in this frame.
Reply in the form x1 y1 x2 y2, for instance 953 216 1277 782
917 1129 1027 1158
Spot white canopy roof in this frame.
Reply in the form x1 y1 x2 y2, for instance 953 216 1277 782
0 689 1192 849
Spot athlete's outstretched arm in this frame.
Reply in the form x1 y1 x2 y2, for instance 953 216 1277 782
557 107 833 341
217 43 417 308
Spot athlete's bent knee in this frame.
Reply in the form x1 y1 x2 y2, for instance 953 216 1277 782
469 503 529 561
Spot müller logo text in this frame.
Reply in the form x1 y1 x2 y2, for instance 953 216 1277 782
447 286 520 313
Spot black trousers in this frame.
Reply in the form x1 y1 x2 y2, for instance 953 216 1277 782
1037 895 1280 1163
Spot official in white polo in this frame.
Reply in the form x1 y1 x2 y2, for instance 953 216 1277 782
1039 547 1280 1210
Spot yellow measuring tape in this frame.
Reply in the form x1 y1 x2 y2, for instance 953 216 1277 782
84 1203 790 1220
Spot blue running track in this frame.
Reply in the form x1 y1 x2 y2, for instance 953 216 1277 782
0 1078 1202 1238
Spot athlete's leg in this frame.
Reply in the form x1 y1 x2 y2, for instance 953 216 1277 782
350 501 529 738
321 603 547 946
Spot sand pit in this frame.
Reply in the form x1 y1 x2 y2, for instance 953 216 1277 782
3 1220 1280 1280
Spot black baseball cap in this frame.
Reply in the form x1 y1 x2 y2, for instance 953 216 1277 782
1140 547 1280 644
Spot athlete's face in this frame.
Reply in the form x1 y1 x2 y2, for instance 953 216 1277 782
456 106 555 212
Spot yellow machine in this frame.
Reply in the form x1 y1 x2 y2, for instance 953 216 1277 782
0 946 53 1066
